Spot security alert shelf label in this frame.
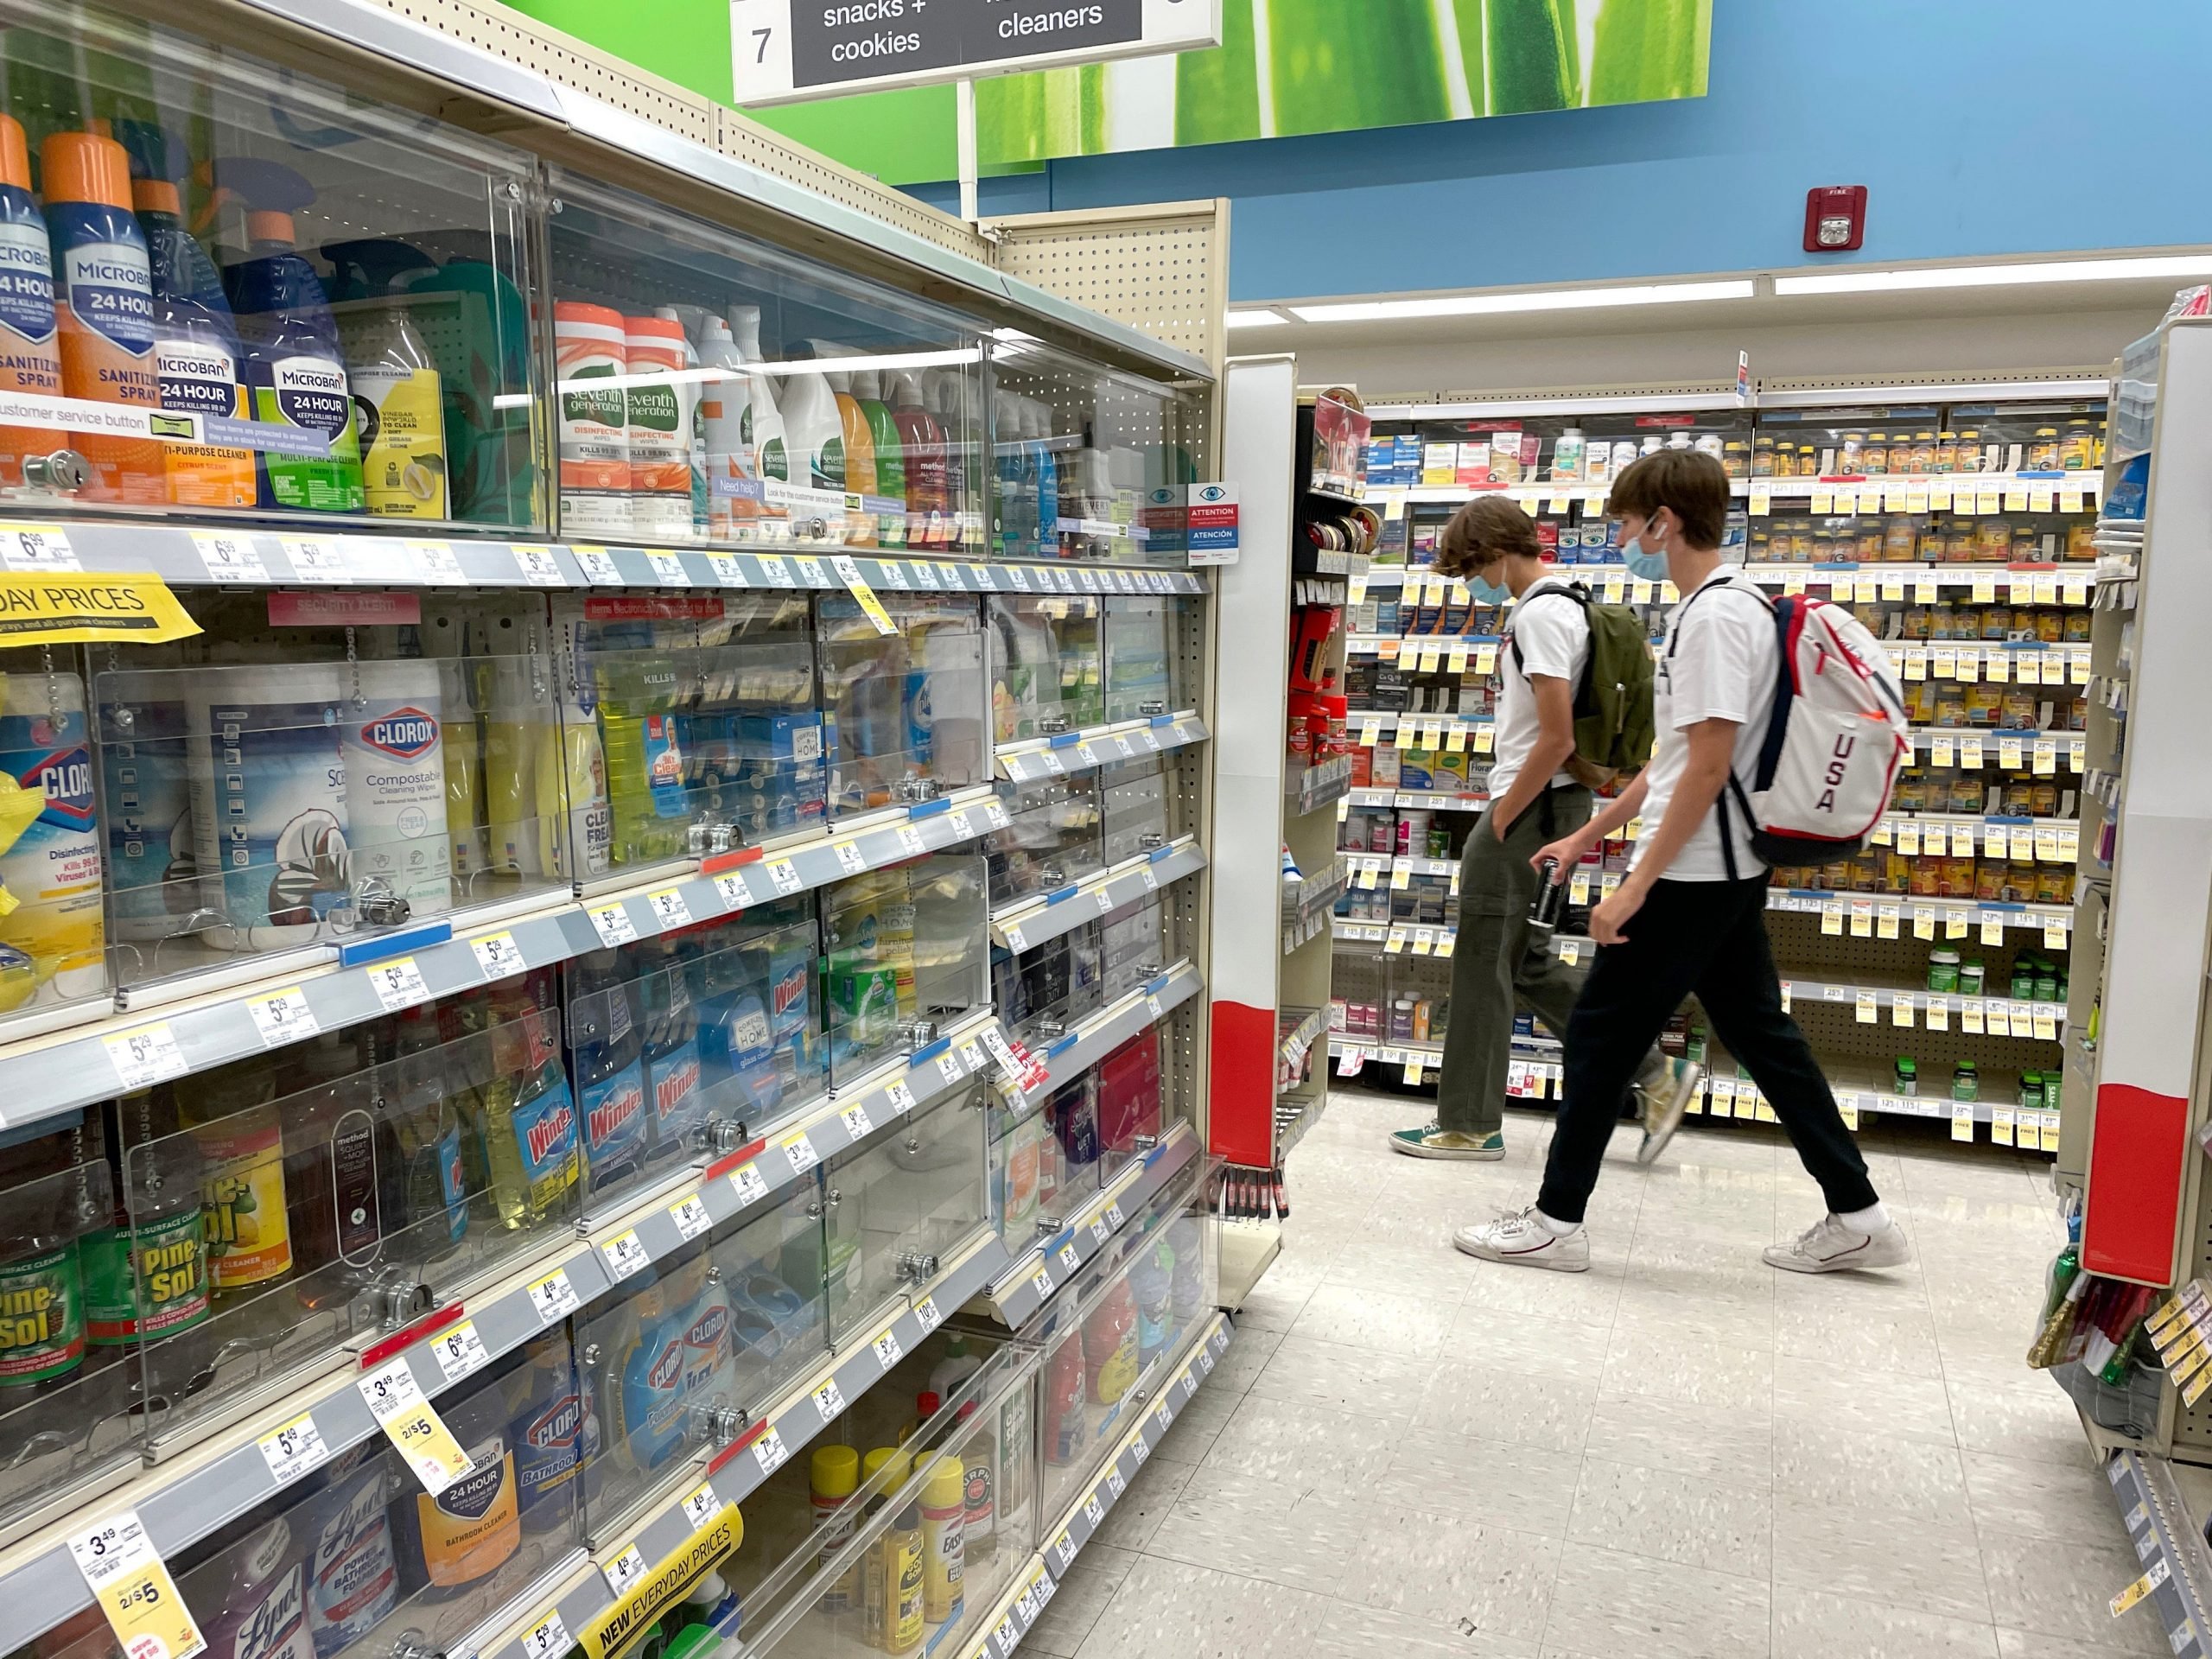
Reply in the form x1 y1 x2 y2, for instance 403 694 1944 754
734 0 1217 104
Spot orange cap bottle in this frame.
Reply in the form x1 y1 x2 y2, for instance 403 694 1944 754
0 114 67 492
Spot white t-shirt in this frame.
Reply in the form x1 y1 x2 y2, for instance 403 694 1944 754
1489 576 1589 801
1630 569 1777 882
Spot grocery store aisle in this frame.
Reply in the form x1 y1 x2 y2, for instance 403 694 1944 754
1031 1087 2149 1659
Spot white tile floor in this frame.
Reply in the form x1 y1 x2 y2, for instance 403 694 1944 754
1034 1087 2153 1659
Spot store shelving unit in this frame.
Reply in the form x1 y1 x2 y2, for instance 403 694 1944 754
1329 379 2102 1154
0 4 1242 1659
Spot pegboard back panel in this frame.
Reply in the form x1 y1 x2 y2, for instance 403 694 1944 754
985 200 1230 378
362 0 991 260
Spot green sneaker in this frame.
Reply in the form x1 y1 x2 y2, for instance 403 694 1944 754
1388 1123 1505 1161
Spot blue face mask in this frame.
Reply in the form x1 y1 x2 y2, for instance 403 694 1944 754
1620 515 1671 582
1465 569 1509 606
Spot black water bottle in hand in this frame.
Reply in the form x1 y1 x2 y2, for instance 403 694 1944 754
1529 856 1569 934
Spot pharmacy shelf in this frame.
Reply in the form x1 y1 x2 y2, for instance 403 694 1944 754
0 784 1007 1135
996 713 1210 784
1325 1033 2063 1144
1289 753 1356 816
1345 787 1489 814
1026 963 1203 1103
1780 976 2066 1041
2102 1451 2212 1659
1905 728 2086 770
1278 1006 1325 1078
990 838 1207 954
1357 562 2096 607
1037 1313 1235 1581
1356 473 2103 511
1764 888 2076 940
0 1012 1004 1628
986 1124 1203 1326
0 517 1207 596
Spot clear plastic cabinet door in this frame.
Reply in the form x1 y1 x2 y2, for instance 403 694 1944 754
1101 594 1190 722
0 1116 143 1541
556 593 821 879
982 775 1105 908
579 1175 827 1530
736 1342 1038 1659
819 1077 988 1348
823 855 988 1091
128 982 576 1451
986 341 1201 567
156 1334 585 1659
543 171 986 554
92 600 570 1001
984 595 1104 743
988 924 1104 1052
1099 757 1173 864
818 594 986 817
0 0 540 531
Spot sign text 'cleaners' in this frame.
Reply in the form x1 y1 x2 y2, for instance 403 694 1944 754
733 0 1218 105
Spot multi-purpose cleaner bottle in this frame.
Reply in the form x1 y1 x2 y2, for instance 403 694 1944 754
0 1153 88 1395
0 671 105 1004
83 1090 210 1352
342 659 449 923
572 949 649 1195
504 1329 593 1533
555 301 631 535
890 372 947 550
640 936 703 1166
115 121 254 509
698 315 755 541
198 1519 313 1659
480 984 577 1232
298 1441 399 1657
391 1378 521 1602
851 369 904 549
41 129 162 504
347 289 448 519
216 160 364 513
656 306 709 535
0 114 67 493
378 1006 467 1266
625 312 692 542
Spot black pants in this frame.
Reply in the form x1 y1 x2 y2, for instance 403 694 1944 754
1535 873 1880 1225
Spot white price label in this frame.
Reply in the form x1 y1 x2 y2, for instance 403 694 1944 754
513 544 564 586
708 554 747 586
518 1613 570 1659
6 525 77 571
897 823 927 857
669 1194 711 1241
570 546 622 585
1032 1267 1057 1301
795 556 828 585
886 1079 918 1114
714 871 751 911
752 1426 789 1475
601 1230 651 1281
646 552 690 587
646 887 693 930
1058 1243 1082 1274
871 1325 905 1368
1096 885 1117 913
813 1378 847 1421
1107 1202 1125 1229
782 1133 819 1174
245 987 318 1047
527 1269 582 1322
948 809 976 840
281 535 346 582
913 1297 943 1333
105 1024 188 1090
840 1103 874 1140
1090 1215 1111 1245
1084 1493 1105 1529
682 1484 721 1531
766 858 804 895
470 930 527 981
759 555 793 587
1147 993 1166 1021
728 1161 770 1208
589 903 639 947
1141 865 1159 893
936 1051 964 1085
365 957 431 1012
1107 1467 1126 1499
256 1413 332 1485
193 531 268 582
602 1545 648 1596
831 839 868 875
961 1040 988 1073
410 541 464 583
429 1319 489 1382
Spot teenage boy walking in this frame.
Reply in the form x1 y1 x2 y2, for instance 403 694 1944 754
1454 451 1910 1273
1389 495 1693 1163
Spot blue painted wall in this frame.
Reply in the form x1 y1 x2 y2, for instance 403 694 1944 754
909 1 2212 302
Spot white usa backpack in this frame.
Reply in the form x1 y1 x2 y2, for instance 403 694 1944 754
1681 579 1910 872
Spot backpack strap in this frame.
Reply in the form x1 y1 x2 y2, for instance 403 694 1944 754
1506 581 1590 677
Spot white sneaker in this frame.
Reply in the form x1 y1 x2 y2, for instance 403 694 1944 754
1453 1206 1591 1272
1764 1213 1912 1274
1634 1058 1707 1166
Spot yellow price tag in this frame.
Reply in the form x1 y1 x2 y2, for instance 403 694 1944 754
1913 908 1935 940
1821 905 1844 937
1748 486 1770 518
68 1510 207 1659
1391 863 1412 890
1402 1060 1423 1084
1473 725 1495 754
1952 1106 1976 1143
1446 726 1467 753
830 556 897 635
1972 574 1996 603
358 1356 476 1494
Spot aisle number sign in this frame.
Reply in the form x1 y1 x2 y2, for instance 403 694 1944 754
731 0 1222 105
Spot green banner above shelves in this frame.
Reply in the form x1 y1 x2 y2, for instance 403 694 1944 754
512 0 1711 187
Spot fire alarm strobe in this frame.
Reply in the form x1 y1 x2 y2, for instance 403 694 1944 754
1804 185 1867 253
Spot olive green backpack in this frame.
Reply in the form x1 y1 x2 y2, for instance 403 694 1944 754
1509 584 1656 788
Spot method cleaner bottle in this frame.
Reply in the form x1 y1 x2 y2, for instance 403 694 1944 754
114 121 254 508
217 159 364 513
41 129 162 503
